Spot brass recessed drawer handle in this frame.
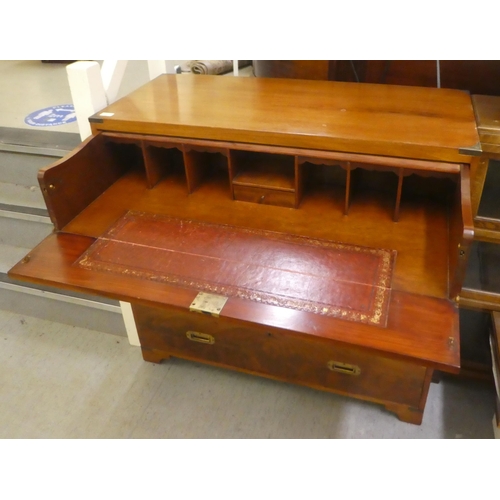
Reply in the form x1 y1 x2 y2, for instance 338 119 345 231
186 331 215 344
327 361 361 376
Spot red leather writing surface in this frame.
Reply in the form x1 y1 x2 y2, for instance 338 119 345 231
77 212 396 326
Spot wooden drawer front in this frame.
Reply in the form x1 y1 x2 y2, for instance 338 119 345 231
233 184 296 208
133 304 427 408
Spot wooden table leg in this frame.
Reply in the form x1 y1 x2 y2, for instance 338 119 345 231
385 367 433 424
385 403 424 425
141 348 171 364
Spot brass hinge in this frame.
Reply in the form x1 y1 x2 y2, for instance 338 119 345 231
459 142 482 156
189 292 228 317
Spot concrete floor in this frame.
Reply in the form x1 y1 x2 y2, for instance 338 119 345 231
0 309 496 438
0 59 497 438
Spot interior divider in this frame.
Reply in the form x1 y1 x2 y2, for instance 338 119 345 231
393 168 404 222
344 161 352 215
294 156 301 209
183 144 230 194
100 133 463 221
228 150 236 199
142 140 184 189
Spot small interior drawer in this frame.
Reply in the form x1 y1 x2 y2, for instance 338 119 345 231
233 184 296 208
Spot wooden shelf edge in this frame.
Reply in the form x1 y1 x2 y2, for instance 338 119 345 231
460 291 500 312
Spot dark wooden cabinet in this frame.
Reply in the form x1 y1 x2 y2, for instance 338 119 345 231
9 75 480 424
461 96 500 422
253 61 500 96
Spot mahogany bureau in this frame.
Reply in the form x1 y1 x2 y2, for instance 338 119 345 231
9 75 480 424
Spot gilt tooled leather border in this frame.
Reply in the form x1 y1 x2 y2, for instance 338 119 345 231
76 211 396 327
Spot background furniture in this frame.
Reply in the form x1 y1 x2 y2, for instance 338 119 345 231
253 60 500 96
462 96 500 425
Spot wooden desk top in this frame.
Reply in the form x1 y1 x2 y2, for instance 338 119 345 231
90 75 479 163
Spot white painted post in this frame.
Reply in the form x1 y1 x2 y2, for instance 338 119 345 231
233 60 239 76
101 60 128 104
148 60 168 80
66 61 107 141
119 301 141 346
66 60 141 346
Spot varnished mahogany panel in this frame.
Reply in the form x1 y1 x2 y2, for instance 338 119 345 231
133 302 429 410
9 232 459 371
39 133 130 230
89 75 479 163
76 211 395 326
449 166 474 299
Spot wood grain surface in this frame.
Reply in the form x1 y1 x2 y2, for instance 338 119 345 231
89 75 479 162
